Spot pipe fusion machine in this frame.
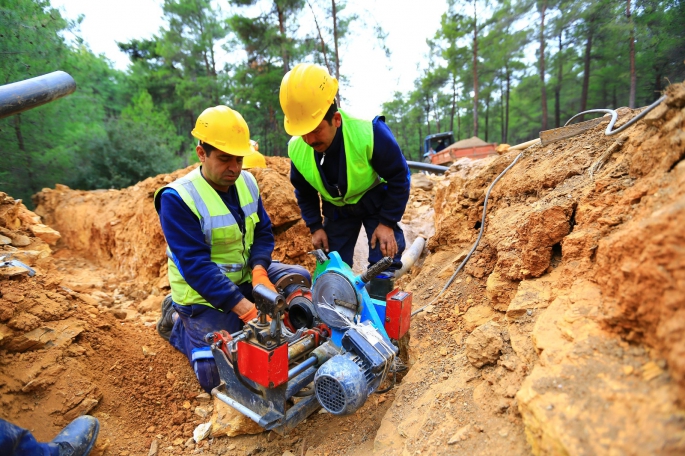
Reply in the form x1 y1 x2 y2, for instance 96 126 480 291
207 250 413 434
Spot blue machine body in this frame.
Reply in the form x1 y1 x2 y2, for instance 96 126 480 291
312 252 391 347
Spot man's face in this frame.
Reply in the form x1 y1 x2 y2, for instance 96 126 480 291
196 145 243 191
302 112 341 153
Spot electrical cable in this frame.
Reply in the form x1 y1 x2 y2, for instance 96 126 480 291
565 95 666 136
410 95 667 318
411 151 524 317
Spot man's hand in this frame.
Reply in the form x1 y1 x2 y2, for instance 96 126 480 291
370 223 398 259
233 298 257 322
252 265 277 292
311 228 329 253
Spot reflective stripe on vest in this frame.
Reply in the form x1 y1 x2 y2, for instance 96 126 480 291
154 167 260 308
287 109 383 206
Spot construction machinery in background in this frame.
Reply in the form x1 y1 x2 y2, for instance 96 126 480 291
423 132 497 166
206 250 413 434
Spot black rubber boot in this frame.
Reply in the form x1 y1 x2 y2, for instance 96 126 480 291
156 294 175 341
52 415 99 456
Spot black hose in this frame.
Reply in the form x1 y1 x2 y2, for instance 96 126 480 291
406 161 449 173
412 152 524 316
565 95 666 136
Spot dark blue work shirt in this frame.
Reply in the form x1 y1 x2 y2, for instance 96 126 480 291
156 168 274 310
290 116 410 233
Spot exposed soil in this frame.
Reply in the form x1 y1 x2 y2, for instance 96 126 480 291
1 83 684 455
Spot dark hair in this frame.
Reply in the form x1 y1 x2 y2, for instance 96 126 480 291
199 141 216 157
322 100 338 125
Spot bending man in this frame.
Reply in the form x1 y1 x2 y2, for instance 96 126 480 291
155 105 310 393
280 63 410 281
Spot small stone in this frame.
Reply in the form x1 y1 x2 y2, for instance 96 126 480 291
10 234 31 247
0 235 11 245
190 422 212 443
29 224 61 245
499 429 509 437
166 371 176 381
185 436 196 447
439 347 448 356
195 406 210 419
109 309 127 320
142 346 156 357
623 365 634 375
228 444 236 451
148 439 159 456
147 425 156 433
183 401 191 409
196 393 211 401
448 424 471 444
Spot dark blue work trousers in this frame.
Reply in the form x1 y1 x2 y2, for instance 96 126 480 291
168 262 311 393
0 419 58 456
322 192 405 272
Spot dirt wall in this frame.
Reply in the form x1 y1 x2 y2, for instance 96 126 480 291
377 84 685 455
33 157 316 296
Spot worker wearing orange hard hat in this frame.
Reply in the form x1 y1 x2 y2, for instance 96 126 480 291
153 105 309 392
280 63 410 288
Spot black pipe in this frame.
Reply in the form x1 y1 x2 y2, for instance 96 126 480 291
406 160 448 173
0 71 76 119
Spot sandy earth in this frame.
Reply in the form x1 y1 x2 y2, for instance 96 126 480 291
1 83 685 455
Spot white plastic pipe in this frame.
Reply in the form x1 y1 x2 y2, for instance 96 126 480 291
395 236 426 279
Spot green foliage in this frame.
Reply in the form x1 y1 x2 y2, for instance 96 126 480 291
74 116 182 190
388 0 685 151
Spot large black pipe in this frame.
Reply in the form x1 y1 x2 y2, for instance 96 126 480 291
406 160 448 173
0 71 76 119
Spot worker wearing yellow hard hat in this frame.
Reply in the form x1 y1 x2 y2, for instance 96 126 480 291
280 63 411 284
153 105 310 393
244 140 267 169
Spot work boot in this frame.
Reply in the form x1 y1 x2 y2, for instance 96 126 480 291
51 415 99 456
156 294 176 341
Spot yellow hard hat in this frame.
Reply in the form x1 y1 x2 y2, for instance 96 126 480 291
191 105 252 156
243 140 266 168
279 63 339 136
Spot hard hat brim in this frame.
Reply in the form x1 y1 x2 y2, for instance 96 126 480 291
283 114 324 137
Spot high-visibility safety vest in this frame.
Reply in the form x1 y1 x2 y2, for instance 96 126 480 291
154 167 260 308
288 109 383 206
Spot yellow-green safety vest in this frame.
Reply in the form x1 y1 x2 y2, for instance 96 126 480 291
154 167 261 308
288 109 383 206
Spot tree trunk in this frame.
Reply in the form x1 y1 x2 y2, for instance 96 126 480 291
332 0 341 101
472 0 479 137
450 74 457 133
539 1 548 131
484 93 490 142
307 0 330 72
555 30 563 127
500 76 505 143
425 103 431 135
276 3 289 74
627 0 636 108
457 103 461 141
580 21 594 113
505 65 511 143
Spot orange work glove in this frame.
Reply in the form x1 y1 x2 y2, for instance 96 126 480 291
238 305 258 323
252 266 277 292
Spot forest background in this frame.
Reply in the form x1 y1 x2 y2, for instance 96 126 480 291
1 0 683 207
